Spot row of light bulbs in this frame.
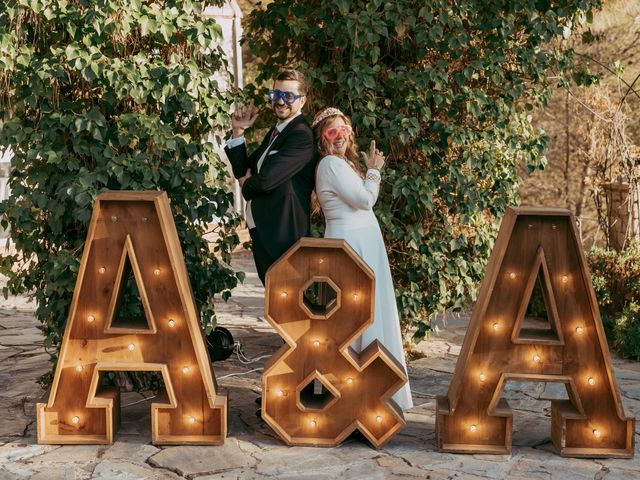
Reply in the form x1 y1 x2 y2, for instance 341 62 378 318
466 423 603 439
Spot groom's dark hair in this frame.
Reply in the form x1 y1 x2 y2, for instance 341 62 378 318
275 69 308 95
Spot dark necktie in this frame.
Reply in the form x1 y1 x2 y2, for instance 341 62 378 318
271 128 279 141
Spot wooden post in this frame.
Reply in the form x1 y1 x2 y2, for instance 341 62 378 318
36 191 227 445
436 207 635 458
262 237 407 448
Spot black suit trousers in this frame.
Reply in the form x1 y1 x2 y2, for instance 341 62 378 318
249 227 276 286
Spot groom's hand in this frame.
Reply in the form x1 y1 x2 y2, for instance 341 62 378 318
239 168 252 187
231 100 259 138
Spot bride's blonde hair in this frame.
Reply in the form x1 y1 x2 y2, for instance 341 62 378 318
312 109 364 178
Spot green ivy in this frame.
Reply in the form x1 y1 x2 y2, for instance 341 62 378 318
245 0 600 341
0 0 243 368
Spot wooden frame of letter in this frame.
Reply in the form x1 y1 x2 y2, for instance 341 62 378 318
262 237 408 448
436 207 635 457
36 191 227 445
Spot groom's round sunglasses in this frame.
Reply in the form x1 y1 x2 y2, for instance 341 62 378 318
323 125 353 141
267 89 305 105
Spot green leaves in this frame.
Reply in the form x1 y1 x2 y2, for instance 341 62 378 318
246 0 598 342
0 1 242 367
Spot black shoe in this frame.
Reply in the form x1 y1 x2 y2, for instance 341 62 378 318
255 408 262 418
254 396 262 405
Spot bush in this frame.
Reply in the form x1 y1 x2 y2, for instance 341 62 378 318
587 242 640 360
245 0 601 341
0 1 242 370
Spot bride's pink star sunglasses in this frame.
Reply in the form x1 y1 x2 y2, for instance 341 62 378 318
323 125 353 141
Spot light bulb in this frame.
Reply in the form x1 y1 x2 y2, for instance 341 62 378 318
319 258 324 264
479 372 486 382
593 429 601 438
141 217 148 223
98 267 106 274
75 364 83 372
532 354 541 363
188 416 196 425
552 224 557 230
182 366 190 374
71 416 80 424
87 314 95 323
313 340 320 347
575 326 584 335
492 322 500 332
168 319 176 328
376 415 382 423
280 291 288 297
277 389 285 397
527 224 533 229
110 215 117 223
469 424 478 433
352 293 359 300
128 343 135 351
562 275 568 283
153 268 161 276
509 272 516 279
346 377 353 385
310 419 317 428
587 377 595 386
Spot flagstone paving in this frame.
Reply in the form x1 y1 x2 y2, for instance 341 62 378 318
0 251 638 479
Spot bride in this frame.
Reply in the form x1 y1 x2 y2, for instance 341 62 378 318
312 107 413 410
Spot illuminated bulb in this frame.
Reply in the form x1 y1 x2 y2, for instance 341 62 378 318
552 224 557 230
87 314 95 323
182 366 190 374
71 416 80 424
153 268 161 276
98 267 106 274
479 372 486 382
346 377 353 385
509 272 516 279
469 424 478 433
128 343 135 351
310 419 317 428
188 416 196 424
492 322 500 332
575 326 584 335
313 340 320 347
527 224 533 229
168 319 176 328
277 389 285 397
141 217 148 223
593 429 601 438
376 415 382 423
75 364 83 372
110 215 117 223
562 275 568 283
532 354 541 363
352 293 359 300
280 291 288 297
587 377 595 386
319 258 324 264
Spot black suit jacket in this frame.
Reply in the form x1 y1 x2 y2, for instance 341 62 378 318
224 114 317 260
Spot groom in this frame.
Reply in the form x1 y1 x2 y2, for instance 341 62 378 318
225 70 317 285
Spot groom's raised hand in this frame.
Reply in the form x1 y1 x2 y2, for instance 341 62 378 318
231 100 259 138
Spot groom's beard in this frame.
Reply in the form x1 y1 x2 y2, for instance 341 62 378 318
273 102 293 121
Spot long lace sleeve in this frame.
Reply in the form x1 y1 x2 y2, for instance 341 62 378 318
320 155 381 210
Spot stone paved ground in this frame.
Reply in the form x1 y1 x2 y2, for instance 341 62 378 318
1 250 639 479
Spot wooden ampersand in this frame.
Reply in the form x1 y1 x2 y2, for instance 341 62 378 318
437 207 635 457
262 238 407 448
37 191 226 445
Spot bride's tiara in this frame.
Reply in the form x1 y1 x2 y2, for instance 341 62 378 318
311 107 345 128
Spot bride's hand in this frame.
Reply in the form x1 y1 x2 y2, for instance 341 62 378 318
361 140 385 170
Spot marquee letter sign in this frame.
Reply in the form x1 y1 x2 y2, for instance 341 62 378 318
262 238 407 448
37 191 227 445
436 207 635 457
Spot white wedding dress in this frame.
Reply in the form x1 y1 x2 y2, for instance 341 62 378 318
315 154 413 410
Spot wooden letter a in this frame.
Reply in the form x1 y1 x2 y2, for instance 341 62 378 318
437 207 635 457
37 191 226 445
